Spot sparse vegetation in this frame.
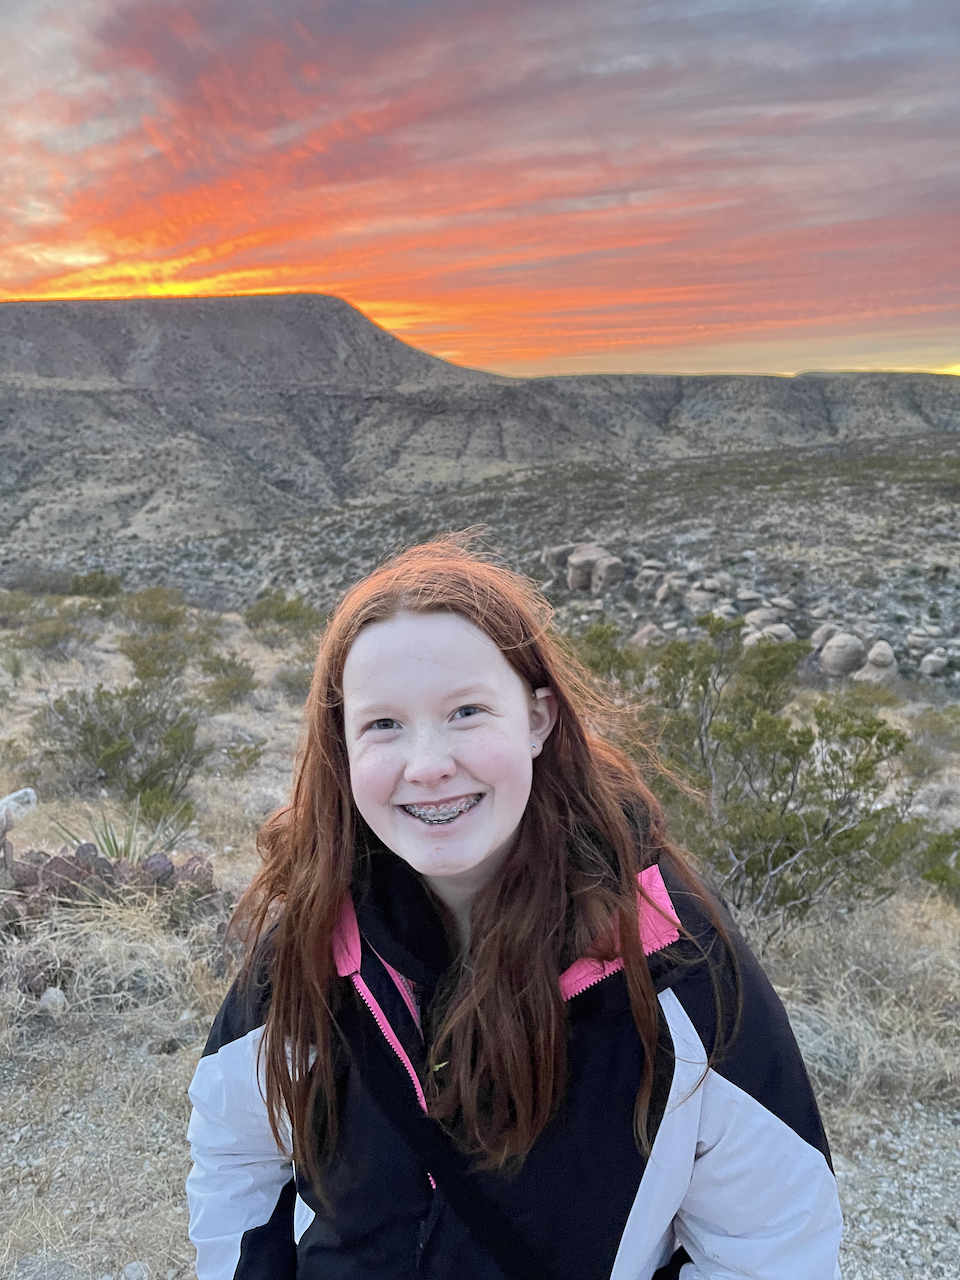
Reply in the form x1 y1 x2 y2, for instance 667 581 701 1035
199 652 258 711
575 618 960 943
32 681 210 820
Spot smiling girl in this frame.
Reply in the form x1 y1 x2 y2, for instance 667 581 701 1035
186 538 842 1280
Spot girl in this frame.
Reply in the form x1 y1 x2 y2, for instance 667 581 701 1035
186 538 843 1280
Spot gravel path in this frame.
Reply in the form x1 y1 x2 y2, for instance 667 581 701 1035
832 1104 960 1279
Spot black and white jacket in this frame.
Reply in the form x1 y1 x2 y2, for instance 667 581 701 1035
187 853 843 1280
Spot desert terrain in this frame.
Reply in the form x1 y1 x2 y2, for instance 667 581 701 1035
1 295 959 1279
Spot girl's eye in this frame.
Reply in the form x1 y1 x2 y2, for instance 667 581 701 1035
452 705 482 720
367 718 399 732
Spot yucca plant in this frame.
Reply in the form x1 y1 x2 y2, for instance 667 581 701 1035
52 796 192 865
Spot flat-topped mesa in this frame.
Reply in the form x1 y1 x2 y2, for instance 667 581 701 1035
0 293 482 391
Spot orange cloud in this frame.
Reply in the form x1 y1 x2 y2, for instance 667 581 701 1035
2 0 958 373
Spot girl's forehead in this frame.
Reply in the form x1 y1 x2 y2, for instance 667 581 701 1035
342 611 517 698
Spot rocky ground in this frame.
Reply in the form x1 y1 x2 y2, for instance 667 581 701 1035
38 432 959 690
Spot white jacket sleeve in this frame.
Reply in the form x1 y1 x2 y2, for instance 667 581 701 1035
673 1066 843 1280
186 1025 297 1280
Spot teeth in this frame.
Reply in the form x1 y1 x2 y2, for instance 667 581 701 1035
403 795 481 824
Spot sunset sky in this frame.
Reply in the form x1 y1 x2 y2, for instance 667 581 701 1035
2 0 958 376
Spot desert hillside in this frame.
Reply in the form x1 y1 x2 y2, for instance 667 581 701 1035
2 295 958 576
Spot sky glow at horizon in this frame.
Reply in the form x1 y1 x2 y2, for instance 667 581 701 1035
2 0 959 376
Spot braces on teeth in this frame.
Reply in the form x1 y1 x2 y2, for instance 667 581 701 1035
403 795 481 824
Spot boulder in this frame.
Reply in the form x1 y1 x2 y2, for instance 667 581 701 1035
541 543 578 572
591 554 624 595
683 588 718 615
853 641 899 683
700 578 722 593
626 623 665 649
866 640 896 668
641 559 667 571
743 607 782 630
761 623 798 643
0 787 38 821
654 575 685 606
769 596 797 612
919 653 948 677
810 623 840 651
566 544 610 590
819 632 867 676
735 589 764 606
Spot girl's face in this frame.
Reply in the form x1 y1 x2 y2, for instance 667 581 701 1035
342 611 557 906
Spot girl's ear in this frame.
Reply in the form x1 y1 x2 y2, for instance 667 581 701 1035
530 686 559 745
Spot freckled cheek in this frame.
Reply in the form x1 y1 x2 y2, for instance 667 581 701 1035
348 749 400 814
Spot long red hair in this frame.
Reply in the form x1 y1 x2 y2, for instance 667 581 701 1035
237 536 724 1183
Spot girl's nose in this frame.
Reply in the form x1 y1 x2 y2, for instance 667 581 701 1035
403 732 455 786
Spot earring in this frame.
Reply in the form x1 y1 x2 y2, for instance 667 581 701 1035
531 741 538 750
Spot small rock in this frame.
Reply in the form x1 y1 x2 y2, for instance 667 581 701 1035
590 554 624 595
641 559 667 571
810 623 840 651
769 596 797 611
683 588 718 615
808 604 830 618
39 987 68 1019
566 544 610 591
0 787 38 821
700 578 721 592
140 852 175 886
122 1265 149 1280
626 622 665 648
920 653 948 677
654 576 684 606
72 842 101 870
761 623 797 643
819 632 867 676
743 607 782 630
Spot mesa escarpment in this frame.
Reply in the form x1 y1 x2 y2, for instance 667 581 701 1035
2 294 958 574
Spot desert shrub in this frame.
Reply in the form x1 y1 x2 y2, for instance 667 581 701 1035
221 737 267 778
0 590 36 630
32 681 211 813
903 705 960 782
244 589 324 646
70 570 122 597
274 660 314 702
575 618 960 943
117 629 190 682
11 613 93 661
199 652 258 711
118 586 187 632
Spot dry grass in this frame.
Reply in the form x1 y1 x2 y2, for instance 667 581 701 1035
0 896 230 1279
766 888 960 1109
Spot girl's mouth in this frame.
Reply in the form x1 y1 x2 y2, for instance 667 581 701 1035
401 794 483 825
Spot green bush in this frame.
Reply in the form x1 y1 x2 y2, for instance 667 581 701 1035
12 614 92 661
274 663 313 703
117 630 191 682
0 591 36 630
244 590 324 644
70 571 122 598
33 680 211 811
119 587 187 632
575 618 960 943
223 737 267 778
199 652 258 711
